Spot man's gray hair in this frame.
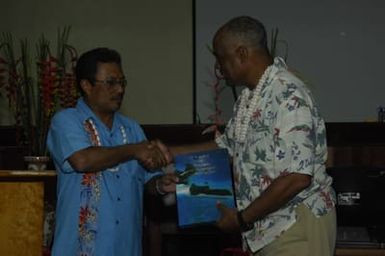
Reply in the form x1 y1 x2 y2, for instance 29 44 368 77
221 16 269 52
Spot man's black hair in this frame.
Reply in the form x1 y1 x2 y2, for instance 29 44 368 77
75 47 122 95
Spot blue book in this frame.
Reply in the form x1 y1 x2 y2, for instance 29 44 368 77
174 148 236 228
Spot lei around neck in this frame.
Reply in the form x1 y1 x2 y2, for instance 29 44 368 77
234 58 283 143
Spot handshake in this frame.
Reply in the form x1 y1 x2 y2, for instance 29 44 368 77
135 139 173 171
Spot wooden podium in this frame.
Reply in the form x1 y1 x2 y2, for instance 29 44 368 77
0 170 56 256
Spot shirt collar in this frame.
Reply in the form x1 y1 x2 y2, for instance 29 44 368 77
256 57 288 94
266 57 287 83
76 97 120 133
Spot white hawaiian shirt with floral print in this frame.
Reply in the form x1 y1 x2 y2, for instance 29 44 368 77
216 57 336 253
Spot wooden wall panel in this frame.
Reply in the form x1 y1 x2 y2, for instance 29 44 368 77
0 182 44 256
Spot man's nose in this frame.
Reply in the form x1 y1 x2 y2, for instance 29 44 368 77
115 83 125 93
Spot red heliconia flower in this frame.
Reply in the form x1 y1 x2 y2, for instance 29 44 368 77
206 70 226 127
1 28 78 156
39 56 58 117
58 73 78 108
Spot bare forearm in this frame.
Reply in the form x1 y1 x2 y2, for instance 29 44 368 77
242 173 311 224
69 144 144 172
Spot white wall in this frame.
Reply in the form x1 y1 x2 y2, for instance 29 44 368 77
2 0 384 125
0 0 193 125
195 0 385 123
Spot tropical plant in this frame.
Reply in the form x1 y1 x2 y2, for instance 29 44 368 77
0 27 78 156
270 27 289 62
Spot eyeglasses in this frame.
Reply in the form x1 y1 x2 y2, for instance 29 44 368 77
94 78 127 89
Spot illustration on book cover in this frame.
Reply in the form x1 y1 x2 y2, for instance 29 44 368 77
174 148 236 228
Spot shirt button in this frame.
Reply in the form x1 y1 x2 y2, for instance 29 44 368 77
116 220 120 225
116 174 120 179
117 197 121 201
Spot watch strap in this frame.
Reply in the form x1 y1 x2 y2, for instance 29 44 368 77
237 209 254 232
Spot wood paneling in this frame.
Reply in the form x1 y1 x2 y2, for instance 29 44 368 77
0 182 44 256
335 248 385 256
326 122 385 146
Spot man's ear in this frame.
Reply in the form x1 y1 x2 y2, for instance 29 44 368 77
80 79 92 96
236 45 249 63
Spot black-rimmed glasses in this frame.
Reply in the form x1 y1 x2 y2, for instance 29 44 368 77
94 78 127 89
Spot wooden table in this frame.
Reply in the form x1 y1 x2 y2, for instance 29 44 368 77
336 247 385 256
0 170 56 256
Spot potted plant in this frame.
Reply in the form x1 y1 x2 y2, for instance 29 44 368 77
0 27 78 170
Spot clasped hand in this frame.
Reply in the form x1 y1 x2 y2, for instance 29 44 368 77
216 202 240 233
135 139 172 171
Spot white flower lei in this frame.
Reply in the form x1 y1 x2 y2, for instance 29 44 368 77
87 119 128 172
234 64 274 143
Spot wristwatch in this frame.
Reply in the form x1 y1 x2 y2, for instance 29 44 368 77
237 209 254 232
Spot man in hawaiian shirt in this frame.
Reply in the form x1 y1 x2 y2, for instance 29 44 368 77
171 16 336 256
47 47 176 256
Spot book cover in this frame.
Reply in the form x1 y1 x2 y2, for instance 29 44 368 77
174 148 236 228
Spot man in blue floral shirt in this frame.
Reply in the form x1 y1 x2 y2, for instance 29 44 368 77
172 16 336 256
47 48 176 256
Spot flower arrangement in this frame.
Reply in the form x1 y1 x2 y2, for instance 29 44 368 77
0 27 78 156
201 45 238 136
270 27 288 62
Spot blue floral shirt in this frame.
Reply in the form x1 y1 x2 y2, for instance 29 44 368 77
216 58 336 252
47 98 157 256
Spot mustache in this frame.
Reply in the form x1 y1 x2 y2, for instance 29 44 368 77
111 94 124 101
